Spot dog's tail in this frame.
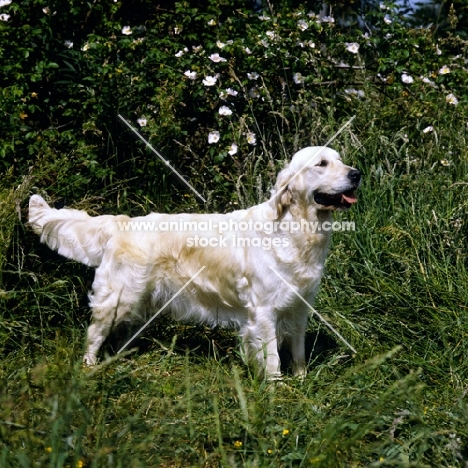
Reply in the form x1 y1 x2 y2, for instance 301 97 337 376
28 194 120 267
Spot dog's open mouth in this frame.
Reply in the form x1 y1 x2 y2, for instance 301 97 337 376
314 189 358 208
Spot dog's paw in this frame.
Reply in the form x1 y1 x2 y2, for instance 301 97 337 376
293 368 307 381
265 372 283 383
82 354 98 367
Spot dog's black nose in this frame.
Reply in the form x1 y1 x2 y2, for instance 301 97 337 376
348 169 361 183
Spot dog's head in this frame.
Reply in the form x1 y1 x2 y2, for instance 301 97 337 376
271 146 361 218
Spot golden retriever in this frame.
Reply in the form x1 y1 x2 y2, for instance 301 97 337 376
28 146 361 379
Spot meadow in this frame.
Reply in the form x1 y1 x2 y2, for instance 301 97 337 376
1 1 468 466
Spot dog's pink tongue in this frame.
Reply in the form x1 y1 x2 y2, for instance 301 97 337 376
342 192 357 204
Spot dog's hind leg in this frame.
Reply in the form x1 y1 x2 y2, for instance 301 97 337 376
83 274 138 365
83 317 112 366
83 301 133 365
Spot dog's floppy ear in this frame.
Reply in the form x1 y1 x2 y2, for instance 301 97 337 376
271 167 293 219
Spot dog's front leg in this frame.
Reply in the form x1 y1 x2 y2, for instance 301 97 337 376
289 309 308 378
241 308 281 380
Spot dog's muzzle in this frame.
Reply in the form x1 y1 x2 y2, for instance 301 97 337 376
314 169 362 209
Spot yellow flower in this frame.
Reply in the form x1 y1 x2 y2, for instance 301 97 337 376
233 440 242 448
31 92 38 98
267 449 273 454
380 457 385 462
282 429 290 436
45 447 52 453
19 111 28 120
76 460 84 468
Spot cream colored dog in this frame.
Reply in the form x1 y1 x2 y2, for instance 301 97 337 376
28 146 361 379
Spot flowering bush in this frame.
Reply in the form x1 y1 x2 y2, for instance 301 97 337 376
0 0 467 208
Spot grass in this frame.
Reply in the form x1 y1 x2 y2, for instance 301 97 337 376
1 111 468 467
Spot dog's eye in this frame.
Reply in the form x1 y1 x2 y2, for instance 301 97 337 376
316 160 328 167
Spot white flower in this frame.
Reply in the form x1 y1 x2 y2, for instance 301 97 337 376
246 132 257 145
422 126 434 133
346 42 359 54
122 26 132 35
0 0 12 7
247 72 259 80
345 88 365 98
209 53 227 63
320 16 335 23
184 70 197 80
228 143 238 155
208 131 220 144
266 31 277 40
42 6 50 14
383 15 392 24
219 105 232 116
421 76 434 85
216 40 226 49
401 73 414 84
446 93 458 105
207 19 216 26
436 45 442 55
244 47 252 55
258 15 271 21
248 87 260 98
137 117 147 127
440 159 450 166
174 25 182 35
335 61 350 68
175 49 188 57
0 12 10 20
192 45 203 53
297 19 308 31
220 88 238 99
379 3 388 9
439 65 450 75
293 73 304 84
81 42 90 51
64 40 73 49
203 76 217 86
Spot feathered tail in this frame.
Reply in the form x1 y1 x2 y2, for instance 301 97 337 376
28 195 120 267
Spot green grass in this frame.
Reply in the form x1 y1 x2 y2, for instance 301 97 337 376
1 117 468 467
